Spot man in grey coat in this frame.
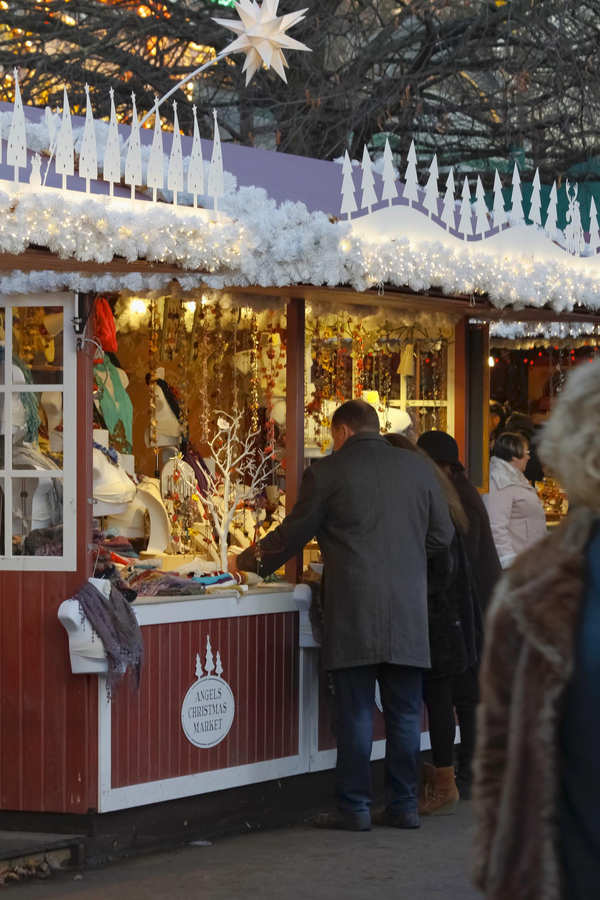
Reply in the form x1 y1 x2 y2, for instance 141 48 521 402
232 399 453 831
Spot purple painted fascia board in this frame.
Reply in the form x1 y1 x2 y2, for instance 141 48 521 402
1 101 386 216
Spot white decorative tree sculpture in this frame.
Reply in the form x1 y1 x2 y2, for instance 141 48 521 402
199 412 273 572
125 92 142 201
147 98 164 203
474 176 489 234
423 154 439 217
545 181 558 238
381 138 398 207
79 84 98 194
441 167 456 229
55 87 74 191
509 162 524 224
44 106 58 151
168 101 184 206
360 145 377 213
459 176 473 236
340 150 358 218
492 170 507 229
7 68 26 187
188 105 204 209
529 168 542 226
215 651 223 677
208 108 224 214
589 196 600 253
103 87 121 197
195 652 203 679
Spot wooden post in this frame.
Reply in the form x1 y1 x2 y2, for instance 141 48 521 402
285 297 305 583
453 317 468 468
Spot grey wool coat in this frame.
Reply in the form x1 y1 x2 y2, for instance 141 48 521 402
237 432 454 670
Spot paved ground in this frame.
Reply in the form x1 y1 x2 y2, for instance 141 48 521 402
14 802 480 900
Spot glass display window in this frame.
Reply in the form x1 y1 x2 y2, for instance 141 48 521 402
0 294 77 571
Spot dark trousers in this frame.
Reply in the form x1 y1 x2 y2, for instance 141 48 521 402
423 665 479 771
332 664 423 815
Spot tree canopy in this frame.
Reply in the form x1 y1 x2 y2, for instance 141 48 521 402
1 0 599 181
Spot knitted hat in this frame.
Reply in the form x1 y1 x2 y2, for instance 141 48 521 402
417 430 460 465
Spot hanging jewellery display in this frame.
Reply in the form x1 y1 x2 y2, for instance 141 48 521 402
249 313 260 434
148 297 159 456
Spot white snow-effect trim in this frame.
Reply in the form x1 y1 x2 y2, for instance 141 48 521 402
1 178 600 311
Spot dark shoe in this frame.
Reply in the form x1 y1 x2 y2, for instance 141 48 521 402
455 773 472 801
372 808 420 829
312 811 371 831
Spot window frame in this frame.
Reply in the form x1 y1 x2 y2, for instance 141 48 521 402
0 292 77 572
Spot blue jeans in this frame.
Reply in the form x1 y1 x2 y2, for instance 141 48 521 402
332 664 423 815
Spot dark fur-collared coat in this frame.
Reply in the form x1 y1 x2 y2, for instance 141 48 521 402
473 507 596 900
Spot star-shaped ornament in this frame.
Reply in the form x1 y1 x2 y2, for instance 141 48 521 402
213 0 310 86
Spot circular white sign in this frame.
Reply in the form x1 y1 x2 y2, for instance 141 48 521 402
181 675 235 749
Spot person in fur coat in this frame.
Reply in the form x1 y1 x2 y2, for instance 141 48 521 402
473 359 600 900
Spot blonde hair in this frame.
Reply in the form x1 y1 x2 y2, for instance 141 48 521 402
538 359 600 509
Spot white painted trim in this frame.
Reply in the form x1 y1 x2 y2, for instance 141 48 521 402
133 587 299 626
99 752 304 812
0 292 77 571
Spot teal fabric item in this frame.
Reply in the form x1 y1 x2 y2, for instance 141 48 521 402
94 358 133 450
0 347 40 444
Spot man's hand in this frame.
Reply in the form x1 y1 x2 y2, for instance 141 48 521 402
227 553 240 576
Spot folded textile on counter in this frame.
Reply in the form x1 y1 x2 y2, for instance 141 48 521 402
74 579 144 697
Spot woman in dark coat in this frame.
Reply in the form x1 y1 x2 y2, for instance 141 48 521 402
416 431 501 803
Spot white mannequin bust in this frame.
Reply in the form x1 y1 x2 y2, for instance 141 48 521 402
92 445 136 516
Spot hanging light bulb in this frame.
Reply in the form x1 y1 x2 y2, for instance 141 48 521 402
488 355 495 368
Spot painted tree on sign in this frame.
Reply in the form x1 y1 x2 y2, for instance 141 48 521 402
492 170 507 229
403 139 419 204
125 92 142 201
195 652 203 679
205 635 215 676
340 150 358 218
441 167 456 229
360 145 377 212
79 84 98 193
187 105 204 209
459 176 473 235
423 154 439 216
381 138 397 206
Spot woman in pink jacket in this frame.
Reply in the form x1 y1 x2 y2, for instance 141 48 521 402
484 432 547 568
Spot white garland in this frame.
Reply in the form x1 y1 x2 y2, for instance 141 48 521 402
1 181 600 312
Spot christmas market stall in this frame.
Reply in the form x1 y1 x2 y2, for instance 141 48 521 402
1 10 600 850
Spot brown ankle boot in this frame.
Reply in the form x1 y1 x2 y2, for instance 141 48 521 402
419 766 459 815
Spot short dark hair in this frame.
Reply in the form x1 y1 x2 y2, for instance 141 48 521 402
493 431 527 462
331 399 380 434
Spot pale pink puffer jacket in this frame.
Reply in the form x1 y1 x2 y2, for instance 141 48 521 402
484 456 547 568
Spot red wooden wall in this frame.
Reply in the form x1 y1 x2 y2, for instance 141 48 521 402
0 353 96 813
111 613 299 788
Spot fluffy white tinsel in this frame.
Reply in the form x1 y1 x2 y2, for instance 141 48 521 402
1 180 600 312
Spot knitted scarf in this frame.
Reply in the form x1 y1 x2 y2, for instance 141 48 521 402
74 580 144 697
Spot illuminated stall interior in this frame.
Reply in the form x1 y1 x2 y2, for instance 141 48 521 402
0 291 458 580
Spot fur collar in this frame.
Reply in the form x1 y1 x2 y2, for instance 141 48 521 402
497 508 596 676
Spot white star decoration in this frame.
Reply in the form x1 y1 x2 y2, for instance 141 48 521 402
213 0 311 86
